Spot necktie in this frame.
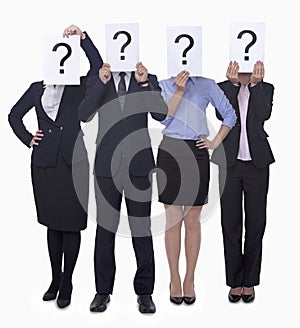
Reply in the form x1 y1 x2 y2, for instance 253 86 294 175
117 72 127 110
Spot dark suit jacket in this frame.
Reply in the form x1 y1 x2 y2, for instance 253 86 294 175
211 80 275 168
78 72 168 177
8 33 103 168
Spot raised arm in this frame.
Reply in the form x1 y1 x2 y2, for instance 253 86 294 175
134 62 168 121
248 62 274 121
77 64 110 122
63 24 103 77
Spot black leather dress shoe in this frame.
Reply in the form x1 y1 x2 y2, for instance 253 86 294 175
183 296 196 305
228 293 242 303
90 293 110 312
241 292 255 303
137 294 156 314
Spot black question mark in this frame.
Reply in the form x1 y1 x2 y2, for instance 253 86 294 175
237 30 257 61
52 43 72 74
113 31 132 60
174 34 195 65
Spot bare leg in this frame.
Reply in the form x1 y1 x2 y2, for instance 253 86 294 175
183 206 202 297
164 204 184 297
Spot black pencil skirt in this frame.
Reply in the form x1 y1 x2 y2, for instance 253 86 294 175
156 136 210 206
31 152 89 232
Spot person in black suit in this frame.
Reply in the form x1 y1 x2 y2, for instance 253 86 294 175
211 60 275 303
8 25 103 309
78 62 168 313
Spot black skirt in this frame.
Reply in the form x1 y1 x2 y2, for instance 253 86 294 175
156 136 210 206
31 152 89 231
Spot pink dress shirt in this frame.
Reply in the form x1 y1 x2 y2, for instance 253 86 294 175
237 85 252 161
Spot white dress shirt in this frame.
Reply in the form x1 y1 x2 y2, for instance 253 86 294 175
41 85 65 121
237 85 252 161
112 72 131 91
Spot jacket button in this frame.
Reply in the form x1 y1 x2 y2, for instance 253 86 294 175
48 129 52 133
122 154 126 158
60 126 63 130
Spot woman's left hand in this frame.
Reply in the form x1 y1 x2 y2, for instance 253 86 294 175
63 24 85 39
196 136 218 149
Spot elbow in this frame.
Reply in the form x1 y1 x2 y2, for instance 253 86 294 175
77 108 88 123
8 112 15 128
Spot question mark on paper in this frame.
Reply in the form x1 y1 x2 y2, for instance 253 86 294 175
52 43 72 74
113 31 132 60
237 30 257 61
174 34 195 65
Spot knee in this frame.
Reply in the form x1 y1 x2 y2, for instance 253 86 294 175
184 217 200 232
184 210 201 232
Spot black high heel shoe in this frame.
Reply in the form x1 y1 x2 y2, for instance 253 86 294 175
241 288 255 303
169 283 183 305
56 278 73 309
228 287 242 303
42 274 62 301
228 293 242 303
183 284 196 305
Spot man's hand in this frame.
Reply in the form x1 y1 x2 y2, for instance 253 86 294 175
135 62 148 85
99 63 112 84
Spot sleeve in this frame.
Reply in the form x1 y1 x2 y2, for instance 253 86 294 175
140 75 168 122
249 82 274 120
155 79 174 126
210 80 237 128
8 83 35 147
80 32 103 77
77 76 107 122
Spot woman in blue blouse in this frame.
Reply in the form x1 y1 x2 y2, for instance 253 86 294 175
157 70 236 305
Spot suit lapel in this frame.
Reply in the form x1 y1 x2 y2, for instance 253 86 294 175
127 72 137 94
35 82 52 121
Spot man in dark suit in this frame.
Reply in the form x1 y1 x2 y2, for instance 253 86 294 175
78 62 168 313
211 60 275 303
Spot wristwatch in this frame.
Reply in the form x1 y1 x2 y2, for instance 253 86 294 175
138 79 149 87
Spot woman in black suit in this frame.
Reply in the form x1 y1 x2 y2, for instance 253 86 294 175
211 61 275 303
8 25 103 308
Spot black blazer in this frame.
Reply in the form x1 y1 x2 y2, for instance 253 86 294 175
78 72 168 177
211 80 275 168
8 33 103 168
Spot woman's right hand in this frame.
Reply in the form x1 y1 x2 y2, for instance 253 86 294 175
226 61 240 85
174 70 190 94
29 130 44 147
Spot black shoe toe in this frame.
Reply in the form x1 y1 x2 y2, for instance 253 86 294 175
137 295 156 314
228 293 242 303
43 291 57 301
57 299 71 308
241 293 255 303
183 296 196 305
90 293 110 312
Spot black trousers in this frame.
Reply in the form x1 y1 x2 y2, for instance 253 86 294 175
94 160 155 295
218 160 269 288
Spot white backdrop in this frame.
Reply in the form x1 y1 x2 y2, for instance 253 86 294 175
1 0 298 327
